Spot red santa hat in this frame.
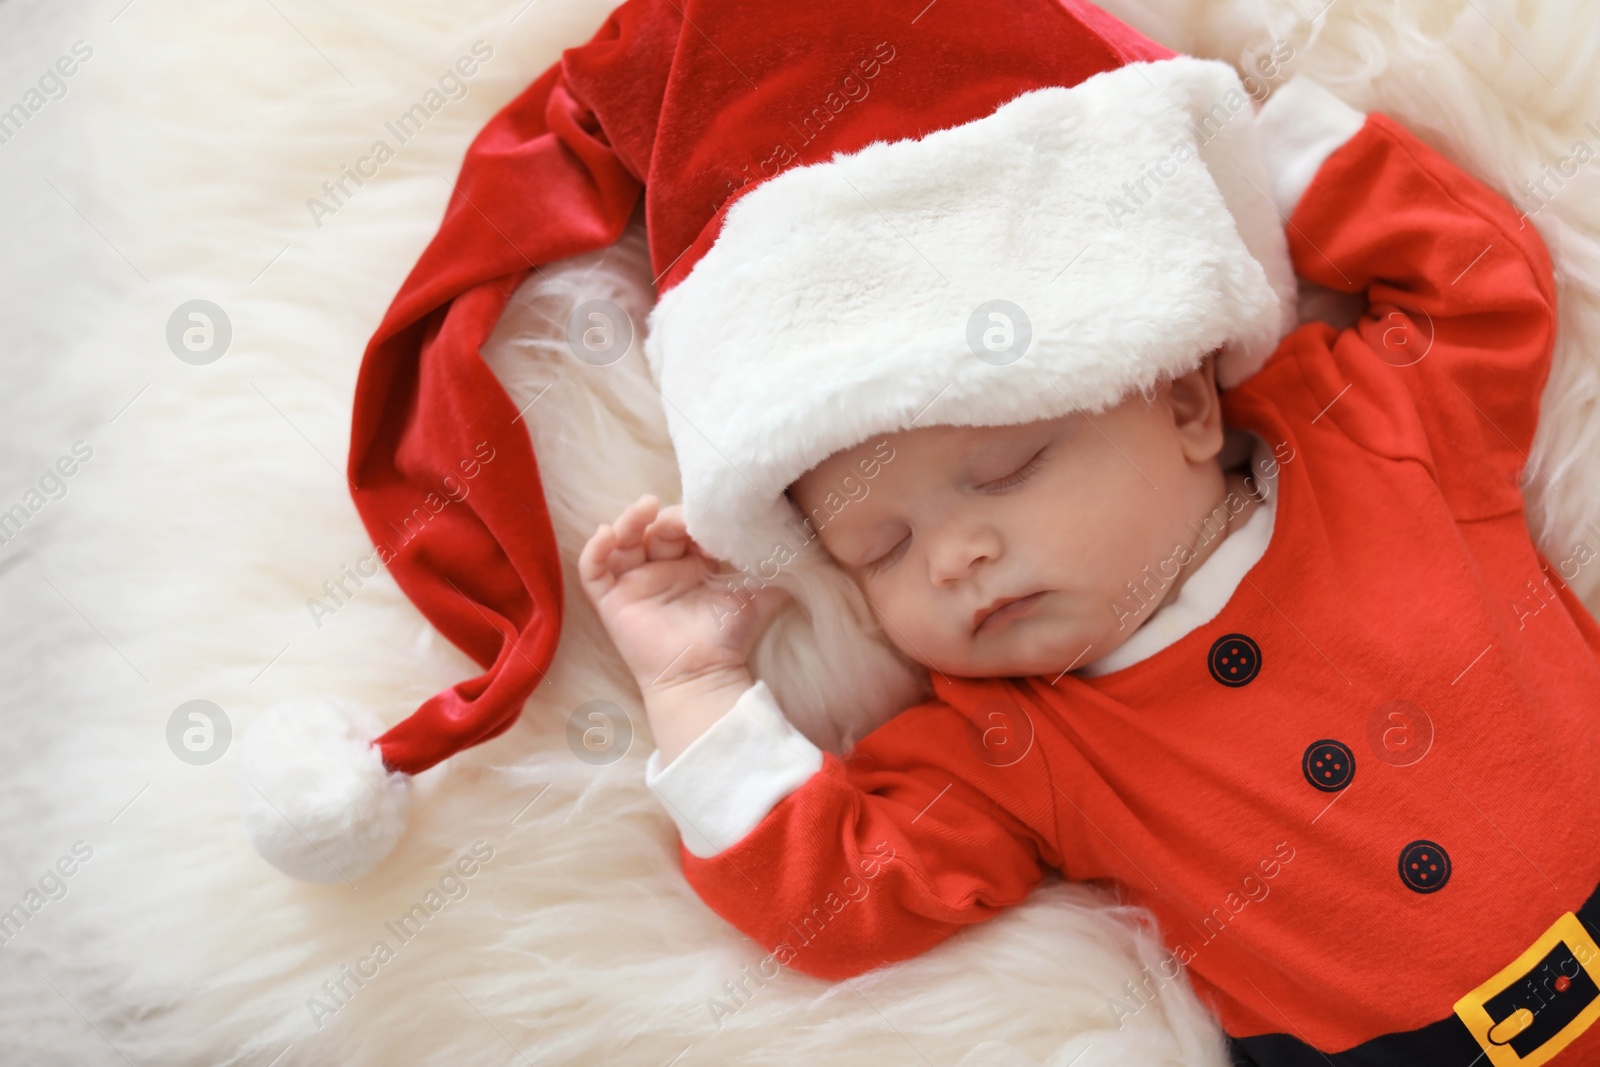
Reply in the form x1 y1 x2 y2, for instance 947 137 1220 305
238 0 1296 881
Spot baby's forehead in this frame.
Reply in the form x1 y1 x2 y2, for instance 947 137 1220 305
788 419 1037 499
852 418 1037 460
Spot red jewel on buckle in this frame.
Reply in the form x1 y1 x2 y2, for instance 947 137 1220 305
1556 975 1573 993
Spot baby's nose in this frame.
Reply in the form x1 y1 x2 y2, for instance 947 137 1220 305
927 527 1001 583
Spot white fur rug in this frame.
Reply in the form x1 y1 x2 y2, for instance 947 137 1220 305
3 0 1598 1064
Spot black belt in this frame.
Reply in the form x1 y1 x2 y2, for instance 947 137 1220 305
1228 880 1600 1067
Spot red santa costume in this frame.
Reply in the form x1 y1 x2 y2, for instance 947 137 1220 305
232 0 1600 1062
644 78 1600 1066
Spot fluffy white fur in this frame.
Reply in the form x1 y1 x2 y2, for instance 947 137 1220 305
3 1 1599 1065
237 697 411 883
647 57 1297 578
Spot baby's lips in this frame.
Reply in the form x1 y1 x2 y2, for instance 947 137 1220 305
973 590 1046 633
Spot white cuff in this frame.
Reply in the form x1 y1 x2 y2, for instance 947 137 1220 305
1256 77 1367 217
644 679 824 859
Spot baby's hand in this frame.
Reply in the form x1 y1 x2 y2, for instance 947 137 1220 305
578 494 790 698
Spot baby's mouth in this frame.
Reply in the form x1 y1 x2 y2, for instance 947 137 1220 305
973 591 1048 634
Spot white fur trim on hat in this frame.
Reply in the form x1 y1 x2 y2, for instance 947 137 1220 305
237 697 411 883
645 56 1296 575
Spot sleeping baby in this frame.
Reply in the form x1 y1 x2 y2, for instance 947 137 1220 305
580 71 1600 1067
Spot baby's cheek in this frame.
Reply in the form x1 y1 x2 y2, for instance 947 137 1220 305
875 587 949 659
1105 468 1176 553
877 588 923 638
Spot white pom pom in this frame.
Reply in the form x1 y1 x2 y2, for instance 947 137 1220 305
237 697 411 883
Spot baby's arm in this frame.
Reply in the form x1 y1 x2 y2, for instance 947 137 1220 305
581 496 1056 979
647 680 1056 980
1255 79 1558 520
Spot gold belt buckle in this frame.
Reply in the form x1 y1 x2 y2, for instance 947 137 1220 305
1454 912 1600 1066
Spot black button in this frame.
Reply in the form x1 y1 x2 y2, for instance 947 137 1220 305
1399 840 1450 893
1208 634 1261 686
1302 740 1355 792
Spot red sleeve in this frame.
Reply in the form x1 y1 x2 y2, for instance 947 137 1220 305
677 700 1059 981
1281 112 1558 521
352 3 669 774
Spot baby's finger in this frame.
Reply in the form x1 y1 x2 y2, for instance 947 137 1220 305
577 524 618 598
612 494 659 550
643 510 691 561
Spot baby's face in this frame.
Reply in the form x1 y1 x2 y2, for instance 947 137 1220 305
787 364 1229 678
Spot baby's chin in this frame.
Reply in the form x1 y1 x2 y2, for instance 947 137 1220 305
921 620 1101 680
